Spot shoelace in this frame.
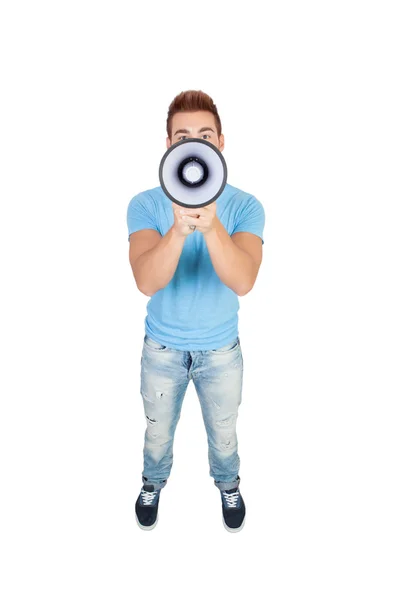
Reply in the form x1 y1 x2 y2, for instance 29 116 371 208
141 489 158 505
222 489 239 508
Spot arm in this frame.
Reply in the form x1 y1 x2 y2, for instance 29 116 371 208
204 220 263 296
179 197 265 296
129 226 186 296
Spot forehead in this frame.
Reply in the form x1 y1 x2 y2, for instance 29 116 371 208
171 110 216 131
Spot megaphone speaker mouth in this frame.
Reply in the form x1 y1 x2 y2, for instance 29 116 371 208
159 138 227 208
177 156 209 188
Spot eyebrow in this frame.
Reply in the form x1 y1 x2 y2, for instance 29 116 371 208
173 126 215 136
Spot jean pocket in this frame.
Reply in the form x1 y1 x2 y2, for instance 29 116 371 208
211 337 240 353
143 335 168 351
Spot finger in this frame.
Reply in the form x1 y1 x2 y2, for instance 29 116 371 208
181 215 202 225
180 204 208 211
180 210 201 217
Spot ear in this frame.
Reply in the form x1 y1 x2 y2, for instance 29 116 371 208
219 133 225 152
166 136 172 149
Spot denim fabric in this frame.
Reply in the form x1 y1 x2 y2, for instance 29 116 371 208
139 334 244 492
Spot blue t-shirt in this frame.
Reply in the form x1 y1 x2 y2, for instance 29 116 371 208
127 183 265 350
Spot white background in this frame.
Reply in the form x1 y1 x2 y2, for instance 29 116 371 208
1 1 402 598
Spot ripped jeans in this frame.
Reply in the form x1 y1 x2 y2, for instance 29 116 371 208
139 334 244 492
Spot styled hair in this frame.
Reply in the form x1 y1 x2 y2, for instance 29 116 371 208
166 90 222 140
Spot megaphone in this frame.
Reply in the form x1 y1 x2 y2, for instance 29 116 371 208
159 138 227 209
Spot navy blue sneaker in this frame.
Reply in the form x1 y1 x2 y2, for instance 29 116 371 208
220 485 246 532
135 483 161 530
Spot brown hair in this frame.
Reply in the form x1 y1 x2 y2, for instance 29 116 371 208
166 90 222 140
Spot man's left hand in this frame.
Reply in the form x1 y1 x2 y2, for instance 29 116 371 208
179 202 218 235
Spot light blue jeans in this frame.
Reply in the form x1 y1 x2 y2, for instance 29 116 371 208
139 334 244 492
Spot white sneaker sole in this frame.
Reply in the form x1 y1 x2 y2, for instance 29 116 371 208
222 515 245 533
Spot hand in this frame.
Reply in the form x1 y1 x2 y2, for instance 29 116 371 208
171 203 200 237
178 202 218 235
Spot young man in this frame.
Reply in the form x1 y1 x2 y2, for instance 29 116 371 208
127 90 265 532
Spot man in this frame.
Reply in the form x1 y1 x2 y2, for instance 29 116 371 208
127 90 265 532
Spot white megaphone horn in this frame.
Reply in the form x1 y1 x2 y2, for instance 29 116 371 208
159 138 227 209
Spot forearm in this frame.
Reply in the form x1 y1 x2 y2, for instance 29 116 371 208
204 218 255 296
135 226 185 295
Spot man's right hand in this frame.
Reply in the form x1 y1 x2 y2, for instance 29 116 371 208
171 202 200 237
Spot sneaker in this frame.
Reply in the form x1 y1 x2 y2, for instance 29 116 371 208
135 483 161 530
220 486 246 532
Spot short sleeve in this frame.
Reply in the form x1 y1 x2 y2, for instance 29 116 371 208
232 195 265 244
127 193 159 242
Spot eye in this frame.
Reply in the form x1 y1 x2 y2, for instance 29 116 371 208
179 136 188 141
202 134 210 139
